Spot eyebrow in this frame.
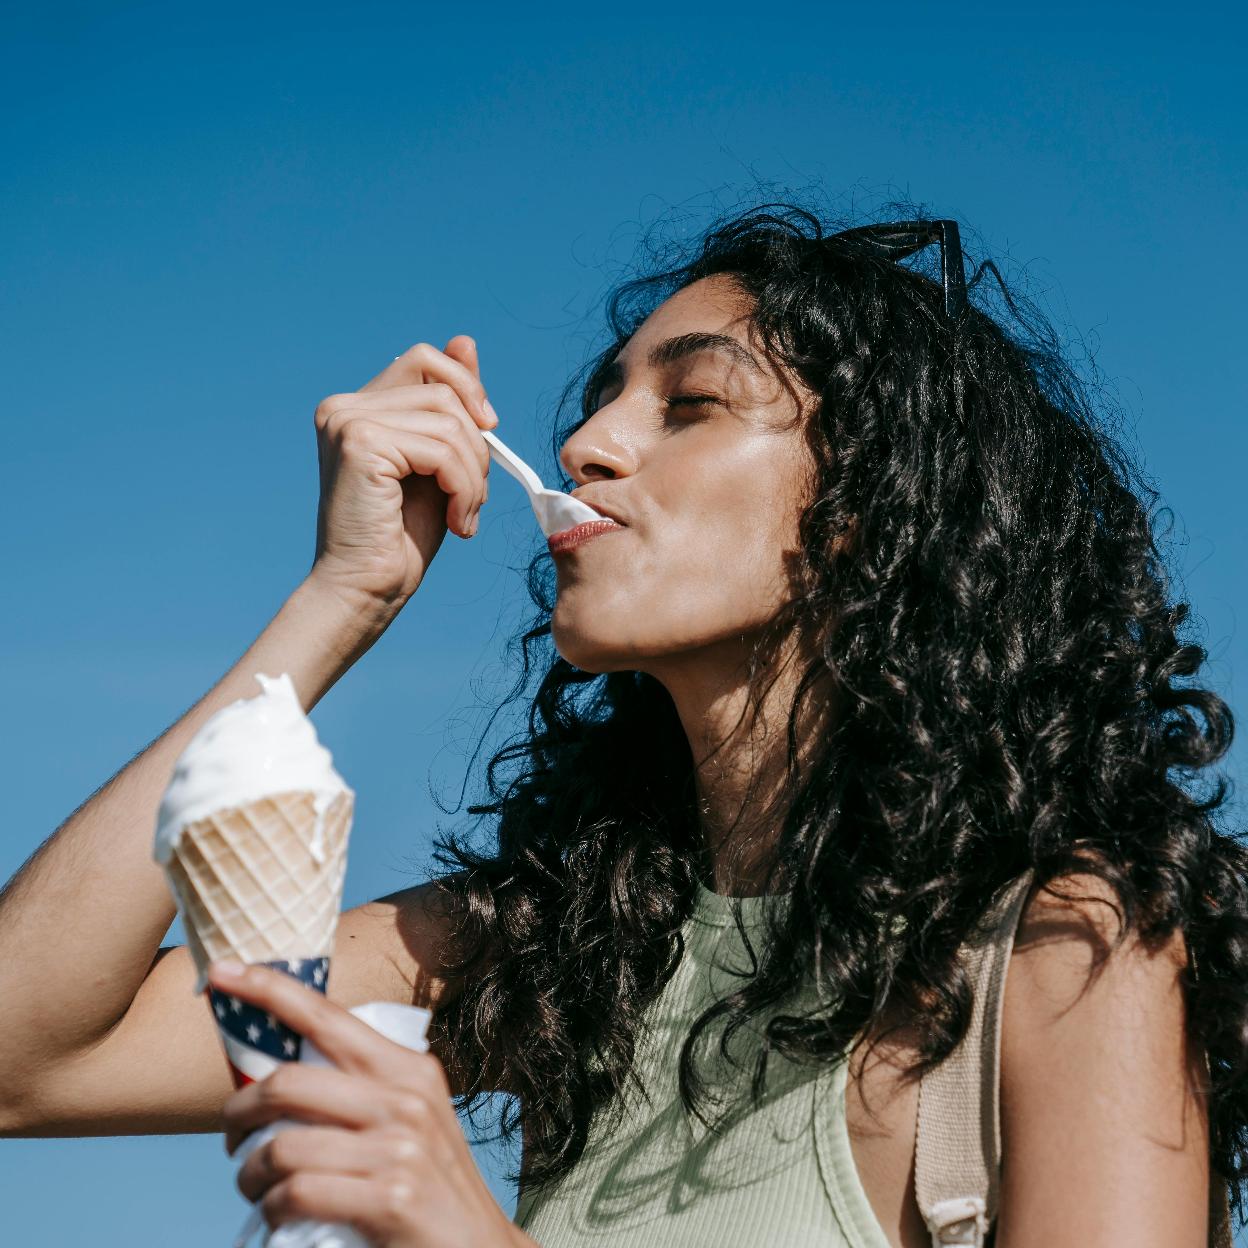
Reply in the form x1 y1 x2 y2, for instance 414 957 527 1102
596 331 767 394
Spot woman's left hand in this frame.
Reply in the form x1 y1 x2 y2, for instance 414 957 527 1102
206 960 534 1248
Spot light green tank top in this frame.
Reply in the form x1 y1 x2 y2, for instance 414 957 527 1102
513 882 894 1248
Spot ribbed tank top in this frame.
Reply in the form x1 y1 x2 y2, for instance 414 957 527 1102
513 882 894 1247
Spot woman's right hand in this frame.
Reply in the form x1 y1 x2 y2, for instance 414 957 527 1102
308 335 496 615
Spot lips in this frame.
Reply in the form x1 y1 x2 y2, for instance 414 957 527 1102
547 519 625 555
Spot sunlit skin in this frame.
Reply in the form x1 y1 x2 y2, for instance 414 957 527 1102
201 280 1210 1248
551 274 832 890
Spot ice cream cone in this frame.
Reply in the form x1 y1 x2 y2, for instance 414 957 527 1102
163 787 354 992
154 672 406 1248
154 671 356 1090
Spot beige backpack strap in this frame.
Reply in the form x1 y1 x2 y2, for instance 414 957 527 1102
915 868 1234 1248
914 868 1035 1247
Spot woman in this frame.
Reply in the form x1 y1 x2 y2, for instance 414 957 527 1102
0 201 1242 1248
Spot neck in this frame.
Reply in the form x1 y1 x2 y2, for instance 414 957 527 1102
647 629 835 896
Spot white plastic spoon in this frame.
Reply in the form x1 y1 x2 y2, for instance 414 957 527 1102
481 428 601 537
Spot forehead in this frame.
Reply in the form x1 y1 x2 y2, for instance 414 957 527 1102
620 274 756 359
598 275 779 398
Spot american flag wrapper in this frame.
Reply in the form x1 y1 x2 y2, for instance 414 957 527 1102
208 957 329 1087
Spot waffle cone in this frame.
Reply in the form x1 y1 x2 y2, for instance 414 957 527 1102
163 788 353 984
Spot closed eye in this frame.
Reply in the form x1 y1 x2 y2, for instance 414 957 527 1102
666 393 719 409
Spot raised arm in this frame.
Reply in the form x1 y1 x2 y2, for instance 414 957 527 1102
0 336 496 1137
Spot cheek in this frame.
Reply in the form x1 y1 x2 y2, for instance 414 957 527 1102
550 505 796 662
699 510 797 618
668 504 787 592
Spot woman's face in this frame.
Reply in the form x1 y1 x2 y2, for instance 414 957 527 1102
551 273 818 676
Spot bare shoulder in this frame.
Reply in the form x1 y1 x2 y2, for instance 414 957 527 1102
998 868 1211 1245
1005 868 1193 1027
327 875 468 1015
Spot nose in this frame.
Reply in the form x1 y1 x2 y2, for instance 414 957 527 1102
558 403 636 485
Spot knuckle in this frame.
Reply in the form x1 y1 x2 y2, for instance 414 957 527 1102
323 407 359 440
261 1185 288 1224
260 1068 293 1106
387 1132 420 1164
403 342 434 364
263 1174 308 1224
393 1089 427 1123
285 1172 317 1211
428 381 456 407
267 1132 296 1174
293 1170 317 1199
315 394 350 427
337 418 375 452
381 1178 415 1219
422 410 452 436
235 1161 257 1200
315 393 340 416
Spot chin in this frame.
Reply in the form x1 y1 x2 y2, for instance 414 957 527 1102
550 626 626 674
550 604 647 674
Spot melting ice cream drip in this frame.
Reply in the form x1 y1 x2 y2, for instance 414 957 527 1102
153 671 352 866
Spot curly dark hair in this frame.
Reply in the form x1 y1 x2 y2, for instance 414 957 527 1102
427 196 1248 1220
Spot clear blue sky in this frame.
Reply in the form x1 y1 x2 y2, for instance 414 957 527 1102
3 2 1245 1243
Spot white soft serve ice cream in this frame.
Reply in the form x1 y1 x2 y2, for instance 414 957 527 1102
153 672 351 867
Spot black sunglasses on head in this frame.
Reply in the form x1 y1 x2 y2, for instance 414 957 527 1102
829 219 969 320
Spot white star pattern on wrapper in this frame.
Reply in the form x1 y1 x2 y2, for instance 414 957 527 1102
312 964 325 986
206 959 330 1098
